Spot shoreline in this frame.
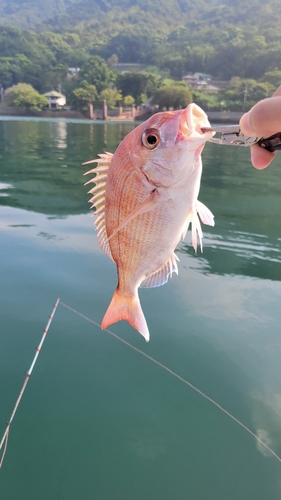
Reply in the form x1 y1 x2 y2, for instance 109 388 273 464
0 107 243 124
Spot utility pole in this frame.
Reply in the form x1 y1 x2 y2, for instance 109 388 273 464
243 84 248 112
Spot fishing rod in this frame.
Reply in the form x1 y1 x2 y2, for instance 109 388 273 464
0 298 60 468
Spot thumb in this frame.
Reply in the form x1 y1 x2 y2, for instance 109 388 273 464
240 88 281 138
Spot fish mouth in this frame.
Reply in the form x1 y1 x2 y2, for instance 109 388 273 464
176 103 215 144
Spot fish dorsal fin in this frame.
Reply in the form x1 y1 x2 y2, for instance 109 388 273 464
140 252 179 288
181 200 215 253
83 152 114 261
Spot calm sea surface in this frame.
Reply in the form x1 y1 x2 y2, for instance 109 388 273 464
0 117 281 499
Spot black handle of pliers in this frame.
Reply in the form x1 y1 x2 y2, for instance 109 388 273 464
257 133 281 152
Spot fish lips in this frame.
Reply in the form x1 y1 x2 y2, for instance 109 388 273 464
175 103 215 146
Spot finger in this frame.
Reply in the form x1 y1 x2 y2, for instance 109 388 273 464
240 95 281 138
272 84 281 97
250 143 276 170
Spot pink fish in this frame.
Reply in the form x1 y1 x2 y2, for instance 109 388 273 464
84 103 215 341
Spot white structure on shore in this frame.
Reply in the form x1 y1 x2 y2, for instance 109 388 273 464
44 91 66 109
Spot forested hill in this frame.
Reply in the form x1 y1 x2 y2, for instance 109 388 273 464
1 0 281 34
0 0 281 33
0 0 281 87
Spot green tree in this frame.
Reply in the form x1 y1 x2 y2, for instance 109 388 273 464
44 64 68 90
107 54 118 68
261 70 281 88
123 95 135 105
152 85 192 110
78 56 114 94
159 53 185 79
116 72 161 105
70 84 98 110
219 79 276 111
0 58 15 88
192 90 220 111
100 88 122 108
104 32 159 64
0 54 34 89
6 83 48 111
41 32 75 64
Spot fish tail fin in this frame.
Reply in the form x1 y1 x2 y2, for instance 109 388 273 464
101 289 150 342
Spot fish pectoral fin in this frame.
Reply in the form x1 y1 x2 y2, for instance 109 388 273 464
181 201 214 253
181 208 202 253
140 252 179 289
107 190 159 242
190 209 203 253
196 200 215 227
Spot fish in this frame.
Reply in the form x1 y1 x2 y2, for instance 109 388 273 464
84 103 215 342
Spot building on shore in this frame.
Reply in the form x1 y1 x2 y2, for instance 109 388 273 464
44 91 66 109
182 73 229 92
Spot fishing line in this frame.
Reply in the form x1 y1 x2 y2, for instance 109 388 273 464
0 298 60 468
1 298 280 467
60 300 281 463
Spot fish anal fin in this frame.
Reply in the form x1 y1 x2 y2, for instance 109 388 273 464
140 252 179 289
101 289 150 342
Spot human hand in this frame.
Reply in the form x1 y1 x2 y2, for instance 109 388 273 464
239 85 281 169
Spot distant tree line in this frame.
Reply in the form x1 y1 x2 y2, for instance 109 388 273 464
0 0 281 112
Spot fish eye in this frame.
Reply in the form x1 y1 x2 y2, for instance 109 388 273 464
142 128 160 150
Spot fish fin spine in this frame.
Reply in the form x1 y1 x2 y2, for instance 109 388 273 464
83 152 113 171
101 289 150 342
84 151 114 261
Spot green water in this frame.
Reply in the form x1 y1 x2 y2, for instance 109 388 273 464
0 117 281 499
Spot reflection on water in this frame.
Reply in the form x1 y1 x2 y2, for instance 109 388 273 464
0 119 135 216
1 118 281 500
179 224 281 281
55 121 67 150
